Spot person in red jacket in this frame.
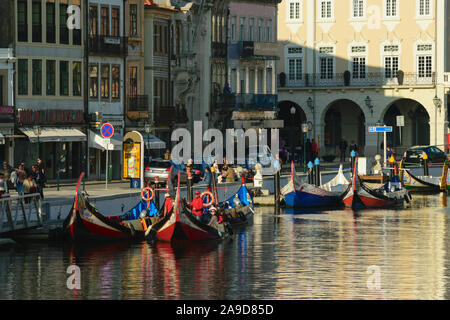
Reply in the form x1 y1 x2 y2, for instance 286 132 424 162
189 191 204 219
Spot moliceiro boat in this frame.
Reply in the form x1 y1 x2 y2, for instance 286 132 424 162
281 162 350 209
146 172 231 242
219 178 255 226
63 173 159 241
400 160 449 193
342 158 410 209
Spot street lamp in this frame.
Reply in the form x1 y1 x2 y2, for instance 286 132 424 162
33 124 42 158
433 95 442 111
365 96 374 116
290 107 296 163
302 123 309 172
433 95 442 146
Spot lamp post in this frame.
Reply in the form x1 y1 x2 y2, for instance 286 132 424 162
433 95 442 147
144 122 151 158
33 124 42 158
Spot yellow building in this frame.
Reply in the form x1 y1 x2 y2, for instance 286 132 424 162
277 0 450 159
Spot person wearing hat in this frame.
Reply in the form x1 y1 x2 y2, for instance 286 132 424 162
189 191 204 220
162 193 174 217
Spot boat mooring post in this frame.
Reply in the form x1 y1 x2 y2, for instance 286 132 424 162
314 158 321 187
274 169 281 215
423 153 429 176
389 155 395 180
350 150 356 174
154 176 160 209
307 161 314 184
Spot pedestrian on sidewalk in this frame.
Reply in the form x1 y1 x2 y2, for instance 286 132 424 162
339 138 348 163
32 165 45 199
1 161 13 190
37 158 45 176
312 139 318 160
16 163 27 195
0 172 8 197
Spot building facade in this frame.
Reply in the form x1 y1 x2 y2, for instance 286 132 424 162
14 0 86 180
277 0 450 159
87 0 126 180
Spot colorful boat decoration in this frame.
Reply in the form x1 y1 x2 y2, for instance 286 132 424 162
63 173 159 241
281 162 349 209
220 181 255 226
342 158 410 209
400 160 449 192
146 172 230 242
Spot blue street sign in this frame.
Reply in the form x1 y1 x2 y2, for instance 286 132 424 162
101 123 114 139
368 126 393 133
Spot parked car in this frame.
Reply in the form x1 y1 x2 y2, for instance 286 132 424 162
403 146 448 165
144 159 172 185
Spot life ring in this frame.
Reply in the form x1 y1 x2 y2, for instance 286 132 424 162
201 191 215 207
141 187 154 202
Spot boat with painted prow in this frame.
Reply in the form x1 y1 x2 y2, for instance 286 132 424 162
281 162 349 208
146 172 230 242
63 173 159 241
400 160 449 193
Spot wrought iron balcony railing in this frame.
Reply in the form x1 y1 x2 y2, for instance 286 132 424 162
88 35 128 56
213 93 278 110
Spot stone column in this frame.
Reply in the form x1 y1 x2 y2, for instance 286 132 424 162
263 65 267 94
245 66 249 94
236 68 240 93
271 67 276 94
254 67 258 94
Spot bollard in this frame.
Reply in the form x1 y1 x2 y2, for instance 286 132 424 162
314 158 321 187
423 152 429 176
350 150 356 174
389 155 395 180
154 177 160 209
307 161 314 184
274 170 280 215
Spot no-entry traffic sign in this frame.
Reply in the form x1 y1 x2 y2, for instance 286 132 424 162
101 123 114 139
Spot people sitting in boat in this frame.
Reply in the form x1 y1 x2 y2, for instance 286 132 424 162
189 191 204 220
162 193 174 217
233 196 242 208
208 207 225 234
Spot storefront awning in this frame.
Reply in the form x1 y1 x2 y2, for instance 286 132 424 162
20 127 86 143
89 130 123 151
143 134 166 149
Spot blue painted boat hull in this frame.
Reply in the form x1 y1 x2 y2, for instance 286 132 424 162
284 190 341 208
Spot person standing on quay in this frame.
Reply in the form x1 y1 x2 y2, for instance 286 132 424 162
339 138 348 163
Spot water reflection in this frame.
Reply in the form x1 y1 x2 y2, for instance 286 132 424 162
1 194 450 299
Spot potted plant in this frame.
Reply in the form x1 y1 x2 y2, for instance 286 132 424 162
397 70 404 85
344 70 351 86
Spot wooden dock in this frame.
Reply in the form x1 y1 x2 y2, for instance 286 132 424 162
0 193 43 236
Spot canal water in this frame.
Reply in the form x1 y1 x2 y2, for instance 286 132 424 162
1 193 450 300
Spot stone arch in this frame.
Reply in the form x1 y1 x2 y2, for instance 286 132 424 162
381 98 430 154
322 99 366 155
277 100 308 161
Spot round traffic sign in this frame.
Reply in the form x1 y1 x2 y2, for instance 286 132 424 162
101 123 114 139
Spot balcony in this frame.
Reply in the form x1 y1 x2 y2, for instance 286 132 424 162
213 93 277 111
212 42 227 59
127 95 149 121
154 105 188 126
88 35 128 56
278 72 436 89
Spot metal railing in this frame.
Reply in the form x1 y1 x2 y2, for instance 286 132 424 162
0 193 43 235
88 35 128 56
279 72 436 88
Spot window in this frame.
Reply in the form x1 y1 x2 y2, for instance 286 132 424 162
288 47 303 54
231 17 236 41
288 59 302 81
112 65 120 100
320 0 332 19
46 2 55 43
258 19 263 42
111 8 120 37
130 4 138 37
46 60 55 95
32 60 42 95
72 0 81 45
384 56 399 79
60 4 68 44
289 1 301 20
18 59 28 95
129 67 137 98
240 17 246 41
385 0 397 17
89 5 98 37
89 64 98 98
352 0 365 18
248 17 254 41
154 78 169 108
100 7 109 36
418 56 432 78
418 0 431 16
32 1 42 42
320 57 333 79
154 23 168 55
352 57 366 79
100 64 110 99
60 61 69 96
266 20 272 42
73 62 81 96
18 0 28 42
